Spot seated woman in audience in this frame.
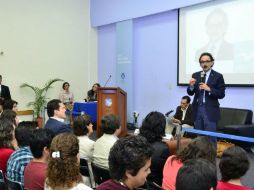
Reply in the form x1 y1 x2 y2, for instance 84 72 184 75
0 109 19 127
0 119 17 174
217 146 252 190
139 111 170 186
162 136 216 190
86 83 100 102
45 133 92 190
73 115 94 161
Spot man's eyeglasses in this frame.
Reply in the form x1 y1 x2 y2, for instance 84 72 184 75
200 60 212 64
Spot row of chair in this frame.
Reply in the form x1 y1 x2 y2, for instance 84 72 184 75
0 170 23 190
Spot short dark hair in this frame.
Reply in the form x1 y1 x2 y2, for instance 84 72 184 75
174 136 216 165
0 110 17 126
18 121 38 129
47 99 62 117
109 135 152 180
30 128 55 158
15 125 35 147
176 159 217 190
182 96 191 104
101 114 120 134
0 118 15 148
219 146 250 182
73 115 92 136
199 52 214 63
62 82 70 90
3 99 18 110
140 111 166 143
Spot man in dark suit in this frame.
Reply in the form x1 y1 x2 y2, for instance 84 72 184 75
0 75 11 100
172 95 194 126
187 52 225 142
44 99 72 135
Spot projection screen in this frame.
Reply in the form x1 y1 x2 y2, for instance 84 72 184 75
178 0 254 86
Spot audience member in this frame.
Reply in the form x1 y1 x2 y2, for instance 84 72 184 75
162 136 216 190
92 114 121 169
3 99 18 112
139 111 170 185
96 135 152 190
0 119 17 174
44 99 72 135
45 133 92 190
73 115 94 161
0 109 19 127
217 146 252 190
175 159 217 190
86 83 100 102
0 75 11 100
18 120 38 129
24 128 55 190
7 125 34 187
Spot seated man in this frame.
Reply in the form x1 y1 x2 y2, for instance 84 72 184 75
176 159 217 190
166 96 194 135
44 99 72 135
24 128 55 190
92 114 121 169
96 135 152 190
7 125 35 187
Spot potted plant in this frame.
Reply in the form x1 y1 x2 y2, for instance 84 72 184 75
20 78 63 127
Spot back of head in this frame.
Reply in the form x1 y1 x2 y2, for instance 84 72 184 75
47 133 81 189
0 118 15 148
30 128 55 159
140 111 166 143
219 146 250 182
47 99 61 117
109 135 152 181
15 125 34 147
73 115 91 136
3 99 18 110
101 114 120 134
0 110 17 126
18 121 38 129
176 136 216 164
176 159 217 190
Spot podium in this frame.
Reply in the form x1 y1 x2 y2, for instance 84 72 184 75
97 87 127 138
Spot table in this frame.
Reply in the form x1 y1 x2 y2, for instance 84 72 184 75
72 101 97 123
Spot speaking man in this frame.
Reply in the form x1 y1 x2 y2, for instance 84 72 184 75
187 52 225 143
0 75 11 100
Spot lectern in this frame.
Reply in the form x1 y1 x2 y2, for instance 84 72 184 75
97 87 127 138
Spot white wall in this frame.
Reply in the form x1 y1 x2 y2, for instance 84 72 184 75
0 0 97 110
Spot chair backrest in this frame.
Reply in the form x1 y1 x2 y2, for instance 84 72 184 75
5 175 23 190
80 158 93 187
91 163 110 185
0 170 6 190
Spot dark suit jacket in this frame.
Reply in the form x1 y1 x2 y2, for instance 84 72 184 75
173 105 194 126
0 85 11 100
44 118 72 135
187 69 225 122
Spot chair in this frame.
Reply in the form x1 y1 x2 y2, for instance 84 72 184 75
91 163 110 185
4 175 23 190
0 170 6 190
80 158 93 187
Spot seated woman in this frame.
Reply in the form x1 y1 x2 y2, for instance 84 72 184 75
162 136 216 190
86 83 100 102
217 146 252 190
0 119 17 174
59 82 74 105
139 111 170 186
45 133 92 190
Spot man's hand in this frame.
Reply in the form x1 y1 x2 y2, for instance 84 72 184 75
172 117 181 124
189 78 196 86
199 83 211 91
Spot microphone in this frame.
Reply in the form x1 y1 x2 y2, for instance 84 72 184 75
104 75 112 87
200 71 206 83
165 110 174 117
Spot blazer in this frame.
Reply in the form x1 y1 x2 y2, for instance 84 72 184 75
44 118 72 135
187 69 225 122
173 105 194 126
0 85 11 100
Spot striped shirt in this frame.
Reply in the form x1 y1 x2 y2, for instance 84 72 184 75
7 146 33 187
